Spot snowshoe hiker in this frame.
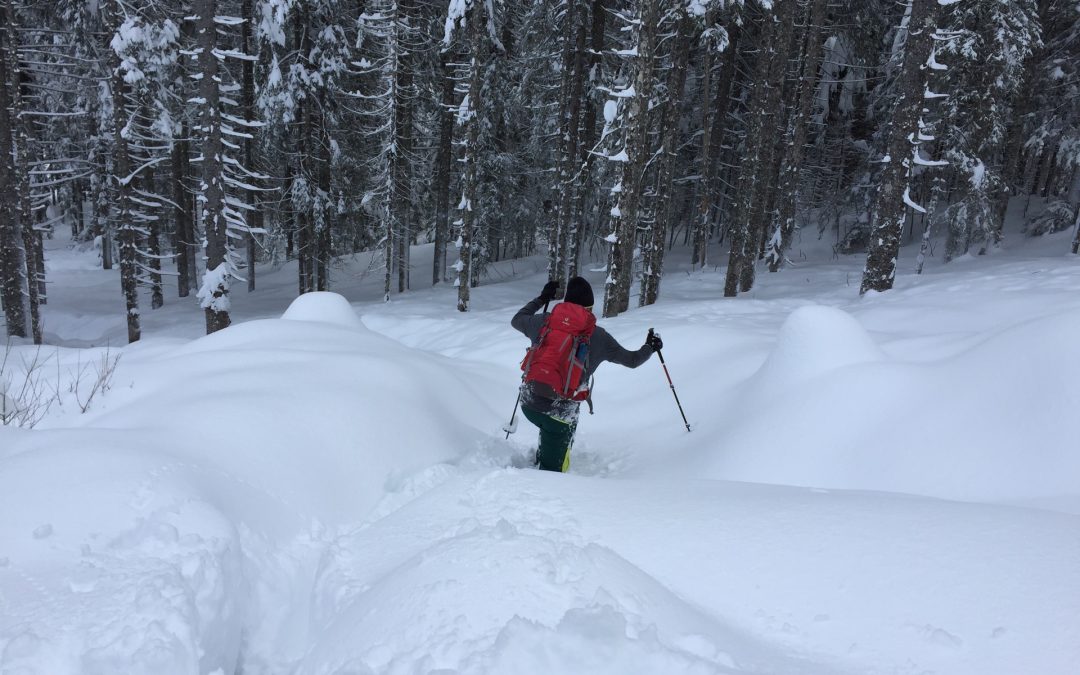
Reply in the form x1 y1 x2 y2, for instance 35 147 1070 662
511 276 662 472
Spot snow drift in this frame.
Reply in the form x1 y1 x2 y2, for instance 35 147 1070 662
680 304 1080 506
0 293 495 674
4 237 1080 675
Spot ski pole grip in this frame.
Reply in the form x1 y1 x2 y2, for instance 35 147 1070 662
648 328 664 361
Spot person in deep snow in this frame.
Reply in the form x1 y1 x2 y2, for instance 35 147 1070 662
512 276 662 472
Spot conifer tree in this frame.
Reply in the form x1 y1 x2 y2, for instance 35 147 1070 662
861 0 940 294
446 0 503 312
602 0 660 318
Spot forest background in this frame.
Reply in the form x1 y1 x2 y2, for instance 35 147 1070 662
0 0 1076 342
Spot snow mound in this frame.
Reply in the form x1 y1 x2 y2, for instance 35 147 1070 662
750 305 883 394
0 312 497 674
281 291 364 330
304 525 732 674
304 469 1080 675
301 471 793 674
694 309 1080 505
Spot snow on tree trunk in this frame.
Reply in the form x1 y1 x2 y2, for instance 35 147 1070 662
196 0 231 333
145 165 165 311
241 0 258 293
455 6 484 312
861 0 938 295
602 0 660 318
107 0 141 343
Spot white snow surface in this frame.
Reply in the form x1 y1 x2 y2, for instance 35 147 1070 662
2 225 1079 674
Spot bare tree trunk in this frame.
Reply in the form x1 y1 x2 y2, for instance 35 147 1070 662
554 0 587 287
432 50 454 285
72 179 84 238
6 2 40 342
295 8 313 296
567 0 608 279
383 201 394 300
32 225 43 301
394 0 417 294
640 9 693 307
1071 204 1080 255
0 1 25 338
691 5 718 270
915 173 946 274
1034 146 1057 199
145 163 164 310
861 0 937 294
603 0 660 318
173 129 194 297
767 0 828 272
725 10 780 297
298 205 312 294
547 4 574 283
99 214 113 270
316 105 331 292
316 215 330 291
738 0 795 293
197 0 231 332
693 20 740 270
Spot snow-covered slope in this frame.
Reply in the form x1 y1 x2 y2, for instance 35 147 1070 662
2 230 1079 674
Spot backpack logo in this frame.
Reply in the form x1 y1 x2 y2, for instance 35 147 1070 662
521 302 596 401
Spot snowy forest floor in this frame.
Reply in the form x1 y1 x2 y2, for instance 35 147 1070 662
2 220 1079 675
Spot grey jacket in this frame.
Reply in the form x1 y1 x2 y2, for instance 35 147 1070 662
512 296 653 412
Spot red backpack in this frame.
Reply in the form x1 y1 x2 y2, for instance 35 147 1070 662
521 302 596 401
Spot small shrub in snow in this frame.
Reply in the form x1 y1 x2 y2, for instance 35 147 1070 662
71 348 121 414
1 343 58 428
0 342 121 427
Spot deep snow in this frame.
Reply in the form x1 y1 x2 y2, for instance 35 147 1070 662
1 223 1079 674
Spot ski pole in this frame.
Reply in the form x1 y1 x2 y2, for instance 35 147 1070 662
650 328 691 432
504 391 522 439
505 299 550 438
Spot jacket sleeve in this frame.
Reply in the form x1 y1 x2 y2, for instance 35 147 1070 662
511 297 547 343
593 327 653 369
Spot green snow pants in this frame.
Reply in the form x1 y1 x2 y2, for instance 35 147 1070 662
522 406 577 472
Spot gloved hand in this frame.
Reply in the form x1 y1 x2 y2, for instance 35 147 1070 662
646 329 663 352
539 280 560 303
